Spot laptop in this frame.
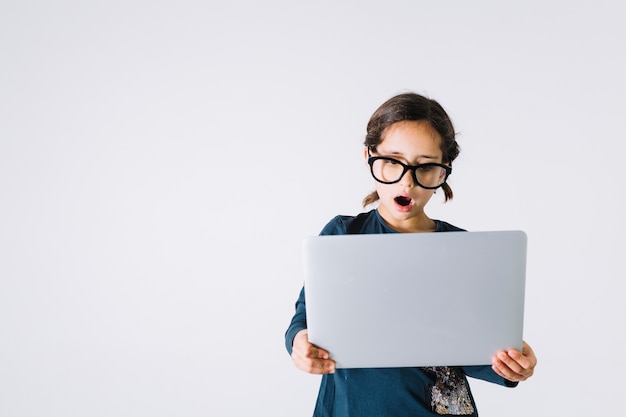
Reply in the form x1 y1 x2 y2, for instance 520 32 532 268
302 230 527 369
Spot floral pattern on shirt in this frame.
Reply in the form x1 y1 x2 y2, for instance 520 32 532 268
424 366 475 415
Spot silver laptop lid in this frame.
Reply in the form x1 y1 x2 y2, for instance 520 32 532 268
303 230 527 369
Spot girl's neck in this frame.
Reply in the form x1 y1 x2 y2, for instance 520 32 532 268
377 209 436 233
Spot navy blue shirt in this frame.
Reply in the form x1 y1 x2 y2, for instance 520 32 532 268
285 210 516 416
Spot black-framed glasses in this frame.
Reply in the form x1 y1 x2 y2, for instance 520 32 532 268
367 156 452 189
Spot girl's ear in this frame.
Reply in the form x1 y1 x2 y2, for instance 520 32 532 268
363 146 369 161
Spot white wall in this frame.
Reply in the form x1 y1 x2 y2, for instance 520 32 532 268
1 1 624 416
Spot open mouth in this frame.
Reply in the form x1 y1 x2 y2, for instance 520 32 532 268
394 196 412 207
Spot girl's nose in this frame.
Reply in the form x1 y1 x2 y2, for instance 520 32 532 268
399 169 416 188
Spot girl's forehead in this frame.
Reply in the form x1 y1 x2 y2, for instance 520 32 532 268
382 120 440 138
378 120 442 154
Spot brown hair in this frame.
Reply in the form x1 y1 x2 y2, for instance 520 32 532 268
362 92 460 207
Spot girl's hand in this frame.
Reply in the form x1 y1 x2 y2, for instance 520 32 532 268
491 340 537 382
291 330 336 374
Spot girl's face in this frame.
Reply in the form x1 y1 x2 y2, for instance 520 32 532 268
367 120 444 232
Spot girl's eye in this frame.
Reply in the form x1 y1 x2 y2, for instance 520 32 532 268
383 159 401 166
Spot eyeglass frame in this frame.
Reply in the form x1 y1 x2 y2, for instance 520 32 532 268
366 151 452 189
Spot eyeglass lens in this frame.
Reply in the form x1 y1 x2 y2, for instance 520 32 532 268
370 158 447 187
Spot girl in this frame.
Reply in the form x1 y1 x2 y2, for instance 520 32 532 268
285 92 537 416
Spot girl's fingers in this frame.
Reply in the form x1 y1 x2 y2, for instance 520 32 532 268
292 330 335 374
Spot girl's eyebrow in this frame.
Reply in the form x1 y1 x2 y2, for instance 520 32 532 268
378 150 440 161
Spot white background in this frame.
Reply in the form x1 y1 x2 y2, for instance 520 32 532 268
1 1 624 416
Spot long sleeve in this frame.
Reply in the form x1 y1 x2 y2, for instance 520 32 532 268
284 215 352 356
284 287 307 355
462 365 518 387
